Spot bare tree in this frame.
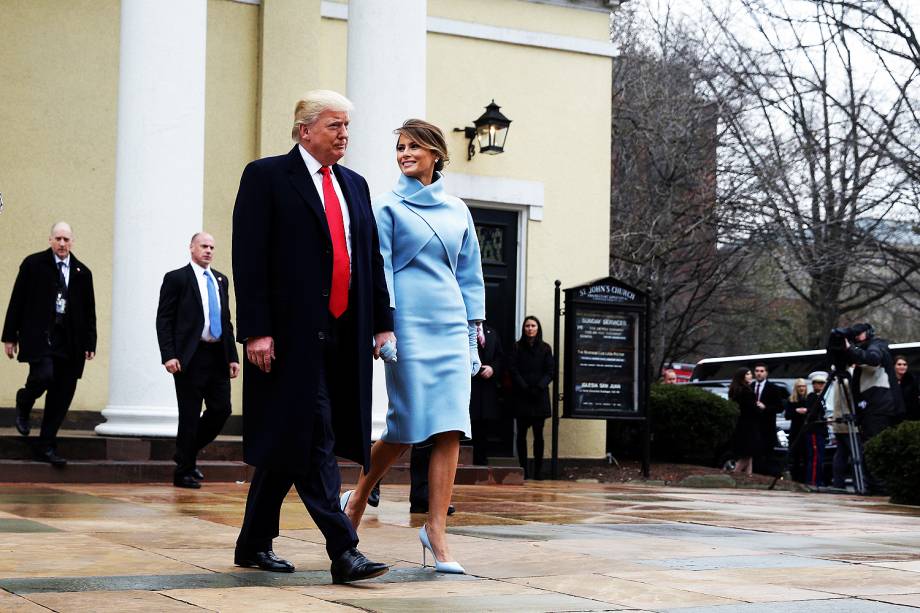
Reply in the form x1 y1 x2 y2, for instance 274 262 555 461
810 0 920 182
702 0 920 346
609 3 758 372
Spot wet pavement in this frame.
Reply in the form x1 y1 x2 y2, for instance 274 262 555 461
0 480 919 611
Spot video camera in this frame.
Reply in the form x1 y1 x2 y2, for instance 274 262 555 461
826 323 874 373
826 327 856 372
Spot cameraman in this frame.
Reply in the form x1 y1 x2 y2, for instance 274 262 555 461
846 323 904 492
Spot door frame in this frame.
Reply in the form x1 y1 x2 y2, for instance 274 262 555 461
443 170 545 333
467 199 527 333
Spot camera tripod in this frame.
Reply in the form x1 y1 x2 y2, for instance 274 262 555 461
769 367 867 494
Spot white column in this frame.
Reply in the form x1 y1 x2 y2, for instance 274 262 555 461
345 0 427 438
96 0 208 437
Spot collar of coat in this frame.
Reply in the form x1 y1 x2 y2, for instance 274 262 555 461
392 171 446 207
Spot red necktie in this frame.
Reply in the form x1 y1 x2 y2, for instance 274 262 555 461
320 166 350 317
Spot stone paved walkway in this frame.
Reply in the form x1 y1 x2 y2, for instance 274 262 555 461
0 480 919 611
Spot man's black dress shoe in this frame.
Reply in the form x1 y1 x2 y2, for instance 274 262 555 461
191 468 205 481
234 549 295 573
14 392 30 436
34 448 67 467
330 547 389 584
173 474 201 489
367 480 381 507
15 412 30 436
409 504 456 516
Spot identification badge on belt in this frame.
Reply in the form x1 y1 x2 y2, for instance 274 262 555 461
55 292 67 315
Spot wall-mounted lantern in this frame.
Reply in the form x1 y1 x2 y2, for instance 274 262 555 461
454 100 512 161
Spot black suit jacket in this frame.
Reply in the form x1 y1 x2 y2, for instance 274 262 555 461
470 325 504 420
752 379 785 449
232 146 393 473
155 264 239 369
2 249 96 377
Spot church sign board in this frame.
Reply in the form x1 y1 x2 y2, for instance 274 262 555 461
563 278 648 419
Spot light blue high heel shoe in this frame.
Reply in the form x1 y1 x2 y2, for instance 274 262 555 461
419 524 465 574
340 489 353 512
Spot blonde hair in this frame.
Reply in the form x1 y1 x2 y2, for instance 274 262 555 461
291 90 354 141
789 378 809 402
394 119 450 173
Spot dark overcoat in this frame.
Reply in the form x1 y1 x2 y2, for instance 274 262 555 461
2 248 96 377
898 371 920 421
155 264 240 368
753 380 785 452
731 387 761 457
508 340 554 419
470 325 504 421
231 146 392 474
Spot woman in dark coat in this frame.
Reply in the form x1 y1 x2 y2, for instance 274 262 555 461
729 367 759 476
508 316 554 480
469 323 504 466
784 378 809 482
894 355 920 422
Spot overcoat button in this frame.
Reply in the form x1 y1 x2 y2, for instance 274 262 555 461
322 289 329 297
318 331 326 340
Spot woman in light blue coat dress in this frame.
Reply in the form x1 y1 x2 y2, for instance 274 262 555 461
341 119 485 574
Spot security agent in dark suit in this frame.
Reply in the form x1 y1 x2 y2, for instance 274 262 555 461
156 232 240 489
231 90 393 583
3 222 97 466
751 362 785 474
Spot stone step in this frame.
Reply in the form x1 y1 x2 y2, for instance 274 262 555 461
0 460 523 485
0 429 474 465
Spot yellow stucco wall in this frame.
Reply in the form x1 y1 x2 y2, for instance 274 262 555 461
424 36 611 458
429 0 610 40
2 0 612 458
203 0 261 415
257 0 322 156
0 0 120 412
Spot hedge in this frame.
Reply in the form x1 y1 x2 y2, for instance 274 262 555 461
649 383 739 465
864 420 920 506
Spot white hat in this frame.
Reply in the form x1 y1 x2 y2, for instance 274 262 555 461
809 371 828 383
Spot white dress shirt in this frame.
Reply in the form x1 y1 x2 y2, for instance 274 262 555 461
299 144 352 259
54 254 71 286
190 261 221 342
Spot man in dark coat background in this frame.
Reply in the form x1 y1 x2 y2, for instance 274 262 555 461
751 362 785 475
231 90 394 584
156 232 240 489
469 322 504 466
2 222 96 466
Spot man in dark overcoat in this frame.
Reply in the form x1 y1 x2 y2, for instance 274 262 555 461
231 90 394 584
2 222 96 465
751 362 785 475
156 232 240 489
469 322 504 466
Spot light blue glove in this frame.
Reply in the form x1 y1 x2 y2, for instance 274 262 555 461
468 323 481 375
379 339 397 363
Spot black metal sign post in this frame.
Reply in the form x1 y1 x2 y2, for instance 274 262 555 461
552 277 650 478
551 281 562 479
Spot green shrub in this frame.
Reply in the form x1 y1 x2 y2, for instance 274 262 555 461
649 383 739 465
864 421 920 506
